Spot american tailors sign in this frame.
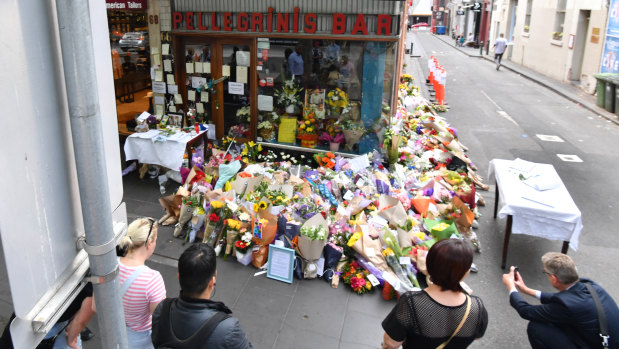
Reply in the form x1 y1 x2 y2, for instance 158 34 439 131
173 7 394 36
106 0 146 10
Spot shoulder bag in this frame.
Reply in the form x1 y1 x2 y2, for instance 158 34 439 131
436 294 471 349
584 283 610 349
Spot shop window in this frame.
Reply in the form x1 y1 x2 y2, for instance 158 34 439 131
524 0 532 33
552 0 566 40
222 45 251 139
254 38 395 155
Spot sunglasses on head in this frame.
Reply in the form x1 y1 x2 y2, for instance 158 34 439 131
145 217 156 243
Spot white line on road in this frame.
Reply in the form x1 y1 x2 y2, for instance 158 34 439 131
480 90 519 127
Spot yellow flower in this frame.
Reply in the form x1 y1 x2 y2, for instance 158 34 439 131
243 157 249 163
305 120 310 125
253 203 259 212
382 248 395 257
224 181 232 192
211 201 224 209
356 273 363 279
300 124 306 129
258 201 268 210
241 147 248 155
307 127 313 132
434 222 451 231
248 141 256 147
347 232 362 247
365 281 372 290
257 144 262 151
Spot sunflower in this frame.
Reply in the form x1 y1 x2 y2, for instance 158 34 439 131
258 201 268 210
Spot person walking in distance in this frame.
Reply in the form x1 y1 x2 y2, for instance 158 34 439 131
502 253 619 348
493 33 508 70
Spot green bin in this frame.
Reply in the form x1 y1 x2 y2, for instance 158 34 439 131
595 76 606 108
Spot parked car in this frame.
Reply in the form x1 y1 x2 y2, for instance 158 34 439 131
119 31 149 50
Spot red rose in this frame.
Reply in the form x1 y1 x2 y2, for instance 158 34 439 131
209 213 220 222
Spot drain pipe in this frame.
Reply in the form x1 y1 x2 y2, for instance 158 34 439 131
54 1 128 348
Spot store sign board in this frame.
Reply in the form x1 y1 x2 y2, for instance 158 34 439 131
601 0 619 73
172 8 393 36
106 0 147 10
472 2 482 12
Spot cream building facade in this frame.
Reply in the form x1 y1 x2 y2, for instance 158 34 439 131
490 0 608 94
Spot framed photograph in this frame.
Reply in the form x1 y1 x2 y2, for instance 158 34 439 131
266 244 295 284
167 113 184 127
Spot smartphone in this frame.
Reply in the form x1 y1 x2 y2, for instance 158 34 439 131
514 267 519 281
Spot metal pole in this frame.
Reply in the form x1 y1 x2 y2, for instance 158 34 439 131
410 42 414 57
480 41 484 55
54 1 128 348
487 0 495 55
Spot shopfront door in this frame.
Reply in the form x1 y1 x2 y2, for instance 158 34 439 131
218 41 253 140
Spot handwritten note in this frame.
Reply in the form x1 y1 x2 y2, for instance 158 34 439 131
228 82 244 95
277 116 297 143
167 84 178 94
222 65 230 77
152 54 161 66
163 59 172 72
188 90 196 101
203 62 211 73
186 62 194 74
195 61 203 73
152 81 166 94
200 92 209 102
174 94 183 104
196 102 204 113
162 44 170 55
257 95 273 111
166 74 175 85
236 66 248 83
155 105 164 116
154 70 163 82
169 105 177 113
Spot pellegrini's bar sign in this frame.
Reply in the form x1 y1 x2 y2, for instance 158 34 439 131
173 7 393 36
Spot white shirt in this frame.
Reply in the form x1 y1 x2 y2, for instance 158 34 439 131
494 37 508 54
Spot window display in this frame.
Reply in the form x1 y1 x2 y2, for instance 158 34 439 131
255 38 396 155
184 44 213 125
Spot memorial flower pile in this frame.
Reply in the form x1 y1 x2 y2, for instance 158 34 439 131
158 71 490 298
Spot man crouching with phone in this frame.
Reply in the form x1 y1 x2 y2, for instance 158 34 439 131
502 252 619 349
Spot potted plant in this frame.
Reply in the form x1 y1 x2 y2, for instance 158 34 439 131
524 25 530 33
319 131 345 151
552 31 563 40
275 79 304 114
297 108 319 148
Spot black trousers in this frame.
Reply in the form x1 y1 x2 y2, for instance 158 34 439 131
527 322 579 349
494 52 504 65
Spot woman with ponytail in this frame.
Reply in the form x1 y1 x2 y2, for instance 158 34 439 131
117 217 167 348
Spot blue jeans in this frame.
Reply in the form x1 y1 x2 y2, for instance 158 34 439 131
126 326 154 349
42 320 82 349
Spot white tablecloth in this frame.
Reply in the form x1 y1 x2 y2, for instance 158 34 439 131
124 130 205 170
488 159 583 250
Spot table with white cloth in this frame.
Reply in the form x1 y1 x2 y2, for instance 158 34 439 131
488 159 583 268
124 129 207 170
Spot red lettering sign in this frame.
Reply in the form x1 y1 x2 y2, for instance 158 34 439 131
198 12 207 30
211 12 220 30
293 7 300 33
186 12 194 30
332 13 346 34
267 7 274 32
376 14 391 35
172 12 183 30
304 13 317 33
252 13 263 32
223 12 232 31
238 13 249 31
352 14 368 35
276 13 289 33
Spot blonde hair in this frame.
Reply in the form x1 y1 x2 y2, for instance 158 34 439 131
541 252 579 284
118 218 157 255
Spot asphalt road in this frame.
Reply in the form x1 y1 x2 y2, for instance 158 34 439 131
407 32 619 348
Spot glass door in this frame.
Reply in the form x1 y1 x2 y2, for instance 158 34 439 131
218 41 253 140
183 43 213 125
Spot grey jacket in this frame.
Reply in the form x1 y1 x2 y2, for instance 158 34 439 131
151 293 253 349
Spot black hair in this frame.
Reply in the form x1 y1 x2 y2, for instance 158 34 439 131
426 239 473 292
178 243 217 297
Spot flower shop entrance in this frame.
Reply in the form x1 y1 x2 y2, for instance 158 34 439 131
174 35 257 140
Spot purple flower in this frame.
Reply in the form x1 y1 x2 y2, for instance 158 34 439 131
423 188 434 197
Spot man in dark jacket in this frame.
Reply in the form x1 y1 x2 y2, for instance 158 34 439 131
502 252 619 348
151 244 252 348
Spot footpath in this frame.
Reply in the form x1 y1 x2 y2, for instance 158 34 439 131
413 31 619 126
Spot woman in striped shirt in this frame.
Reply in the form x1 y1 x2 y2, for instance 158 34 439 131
118 217 167 348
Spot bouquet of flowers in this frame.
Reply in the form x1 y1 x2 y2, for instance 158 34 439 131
236 106 251 123
341 260 374 295
202 200 226 245
340 120 365 151
298 109 318 136
275 79 304 109
235 229 253 265
326 88 349 108
228 124 249 139
297 213 328 279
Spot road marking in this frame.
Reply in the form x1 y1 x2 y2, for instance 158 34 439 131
557 154 583 162
536 134 564 142
481 90 519 126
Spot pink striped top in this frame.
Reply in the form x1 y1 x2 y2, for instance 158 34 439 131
119 261 166 332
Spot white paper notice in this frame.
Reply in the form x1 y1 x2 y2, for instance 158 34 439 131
236 51 250 66
349 154 370 172
268 248 292 280
203 62 211 73
152 81 166 94
196 103 204 113
162 43 170 55
151 47 159 55
207 124 216 140
257 95 273 111
200 92 209 102
154 70 163 82
343 190 354 201
368 274 380 287
185 62 194 74
137 111 150 122
399 256 411 265
191 76 207 89
222 65 230 77
152 54 161 66
174 94 183 104
169 105 177 113
236 66 248 83
167 84 178 94
163 59 172 72
195 61 203 73
166 74 175 85
155 105 164 116
188 90 196 101
154 96 165 105
228 82 244 95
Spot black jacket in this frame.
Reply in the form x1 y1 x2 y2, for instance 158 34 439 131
151 293 252 349
510 278 619 348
